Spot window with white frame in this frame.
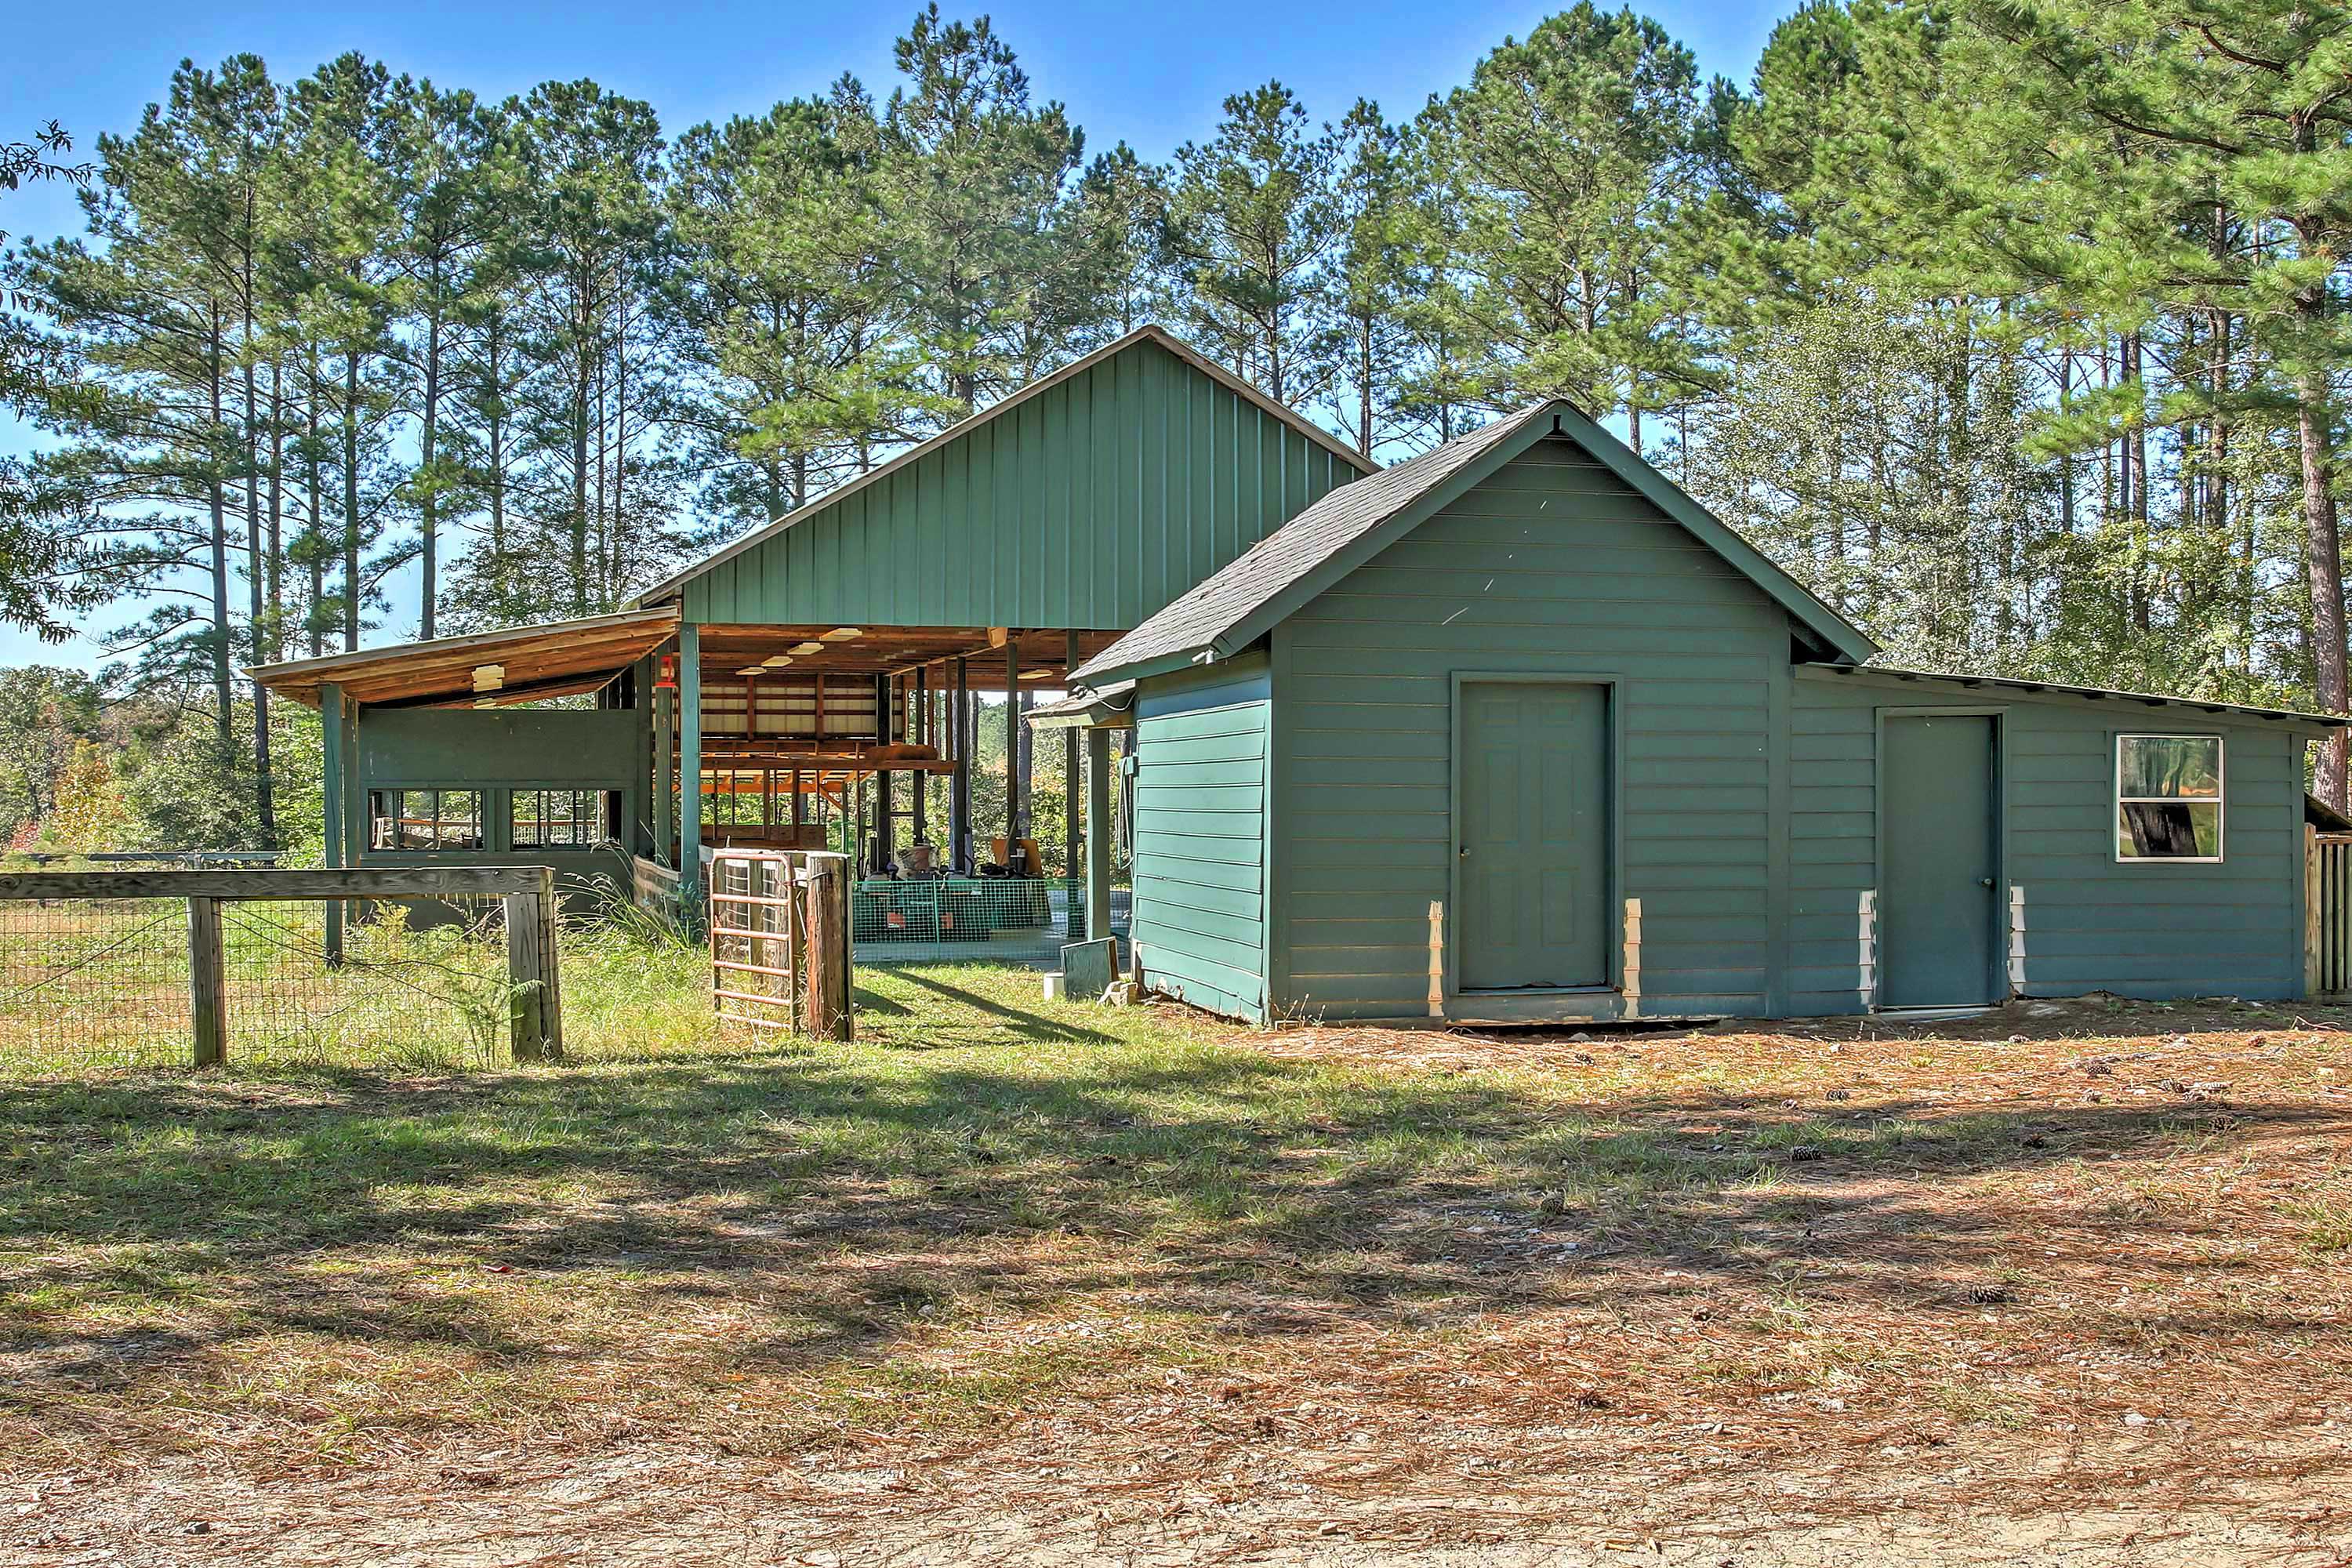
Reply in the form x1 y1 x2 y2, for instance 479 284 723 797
2115 735 2222 861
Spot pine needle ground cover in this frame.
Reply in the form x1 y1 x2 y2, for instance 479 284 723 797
4 957 2349 1563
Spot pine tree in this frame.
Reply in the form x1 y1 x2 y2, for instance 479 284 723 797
1159 82 1345 405
876 7 1083 422
1421 2 1719 449
385 78 501 641
665 93 908 533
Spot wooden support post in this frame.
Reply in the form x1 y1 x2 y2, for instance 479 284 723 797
913 668 928 844
503 879 559 1062
652 670 674 864
952 655 972 873
1005 633 1021 850
801 851 853 1040
678 622 703 929
1063 630 1080 931
1087 725 1111 944
319 683 346 966
873 673 894 873
2307 823 2322 999
187 895 226 1067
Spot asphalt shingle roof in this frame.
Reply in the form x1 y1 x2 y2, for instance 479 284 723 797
1071 406 1545 688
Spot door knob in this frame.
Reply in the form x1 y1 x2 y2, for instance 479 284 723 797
1979 877 1995 887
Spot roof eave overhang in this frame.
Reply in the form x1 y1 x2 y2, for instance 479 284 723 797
1805 663 2346 731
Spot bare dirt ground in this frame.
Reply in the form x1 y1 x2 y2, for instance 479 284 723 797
6 981 2350 1565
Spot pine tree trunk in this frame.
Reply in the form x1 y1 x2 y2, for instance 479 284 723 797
242 292 273 843
2301 376 2348 808
343 350 361 652
419 296 442 641
306 350 326 659
572 345 591 616
207 310 236 755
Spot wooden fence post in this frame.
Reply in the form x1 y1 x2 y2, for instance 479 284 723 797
187 895 226 1068
504 868 563 1062
801 851 852 1041
2308 823 2322 1000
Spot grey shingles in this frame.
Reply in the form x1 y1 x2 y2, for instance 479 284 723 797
1072 406 1547 688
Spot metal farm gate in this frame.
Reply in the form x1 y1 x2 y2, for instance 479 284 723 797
708 848 851 1039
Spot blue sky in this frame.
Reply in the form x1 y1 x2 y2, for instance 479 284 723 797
1 0 1798 671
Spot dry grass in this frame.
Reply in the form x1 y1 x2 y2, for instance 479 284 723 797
4 971 2351 1562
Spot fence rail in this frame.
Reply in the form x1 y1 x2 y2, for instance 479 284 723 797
0 865 561 1069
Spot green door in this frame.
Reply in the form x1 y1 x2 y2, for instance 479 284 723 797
1458 682 1610 991
1880 714 1998 1007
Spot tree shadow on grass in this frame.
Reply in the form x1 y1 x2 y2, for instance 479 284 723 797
0 1014 2343 1432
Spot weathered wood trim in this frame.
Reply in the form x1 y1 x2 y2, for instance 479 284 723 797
2307 823 2322 998
0 866 554 902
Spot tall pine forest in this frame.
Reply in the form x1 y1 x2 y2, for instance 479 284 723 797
2 0 2348 848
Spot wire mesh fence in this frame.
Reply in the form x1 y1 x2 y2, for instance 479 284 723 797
0 892 517 1075
0 893 194 1073
219 898 514 1069
848 877 1130 965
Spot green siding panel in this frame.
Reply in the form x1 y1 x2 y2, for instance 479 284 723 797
679 338 1359 632
1132 653 1274 1021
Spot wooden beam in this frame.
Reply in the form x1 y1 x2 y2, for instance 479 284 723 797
0 866 554 902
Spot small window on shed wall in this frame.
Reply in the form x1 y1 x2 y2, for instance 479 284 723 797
511 787 619 850
2115 735 2222 862
368 789 485 851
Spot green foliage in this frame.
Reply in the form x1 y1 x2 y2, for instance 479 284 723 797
6 0 2352 832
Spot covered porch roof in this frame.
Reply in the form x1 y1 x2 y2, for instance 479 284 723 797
248 607 680 710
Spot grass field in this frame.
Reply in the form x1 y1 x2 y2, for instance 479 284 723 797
4 951 2350 1563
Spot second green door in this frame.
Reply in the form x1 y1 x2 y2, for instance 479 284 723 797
1880 713 1999 1007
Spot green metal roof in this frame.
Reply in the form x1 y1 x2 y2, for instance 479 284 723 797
639 325 1375 630
1072 400 1880 689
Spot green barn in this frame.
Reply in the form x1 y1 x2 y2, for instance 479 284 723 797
1055 399 2340 1024
252 333 2342 1022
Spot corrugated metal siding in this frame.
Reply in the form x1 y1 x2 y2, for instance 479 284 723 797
1269 437 1787 1021
1133 653 1272 1021
681 338 1358 630
1791 674 2308 1009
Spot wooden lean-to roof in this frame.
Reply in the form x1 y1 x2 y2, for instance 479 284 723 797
1071 400 1880 690
247 605 679 710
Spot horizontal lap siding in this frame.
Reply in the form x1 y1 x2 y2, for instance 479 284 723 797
1792 675 2309 1008
1272 437 1785 1022
1134 655 1272 1021
680 339 1358 631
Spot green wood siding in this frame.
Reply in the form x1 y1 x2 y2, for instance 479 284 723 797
680 337 1360 631
354 707 644 907
1132 652 1272 1021
1269 437 1788 1021
1791 673 2309 1010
